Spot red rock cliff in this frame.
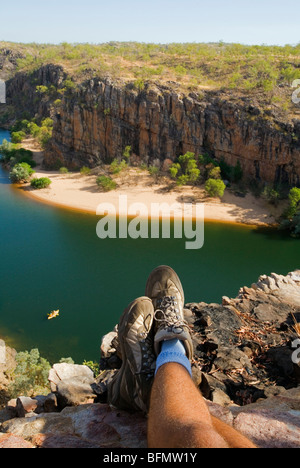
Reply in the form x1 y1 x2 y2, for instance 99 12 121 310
45 77 300 186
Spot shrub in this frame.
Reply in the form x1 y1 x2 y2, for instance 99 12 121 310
262 185 280 206
96 175 117 191
123 145 132 161
80 166 91 175
0 143 35 167
134 78 145 91
287 187 300 218
205 178 226 198
170 152 200 185
30 177 52 189
8 349 51 398
36 85 49 95
208 166 222 180
110 159 127 174
169 163 181 179
59 167 69 174
176 174 190 186
11 131 26 144
219 158 243 183
82 360 100 376
17 154 37 168
280 212 300 238
9 163 35 183
148 165 159 177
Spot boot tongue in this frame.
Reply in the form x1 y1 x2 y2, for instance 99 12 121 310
152 279 180 299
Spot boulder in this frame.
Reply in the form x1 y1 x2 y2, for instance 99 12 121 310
48 363 94 393
1 403 148 448
0 433 34 448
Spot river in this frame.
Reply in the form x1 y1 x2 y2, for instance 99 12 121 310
0 128 299 363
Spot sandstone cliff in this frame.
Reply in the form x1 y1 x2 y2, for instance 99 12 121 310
1 61 300 186
45 77 300 186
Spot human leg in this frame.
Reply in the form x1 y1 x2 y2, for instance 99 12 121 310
147 362 229 448
145 265 256 449
147 362 256 448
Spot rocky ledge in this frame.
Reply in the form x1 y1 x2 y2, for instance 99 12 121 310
0 271 299 448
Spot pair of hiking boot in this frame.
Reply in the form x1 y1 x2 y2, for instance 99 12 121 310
107 265 193 414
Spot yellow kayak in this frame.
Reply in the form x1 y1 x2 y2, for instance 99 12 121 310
48 310 60 320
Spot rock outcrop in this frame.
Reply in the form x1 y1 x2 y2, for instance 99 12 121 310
0 271 299 448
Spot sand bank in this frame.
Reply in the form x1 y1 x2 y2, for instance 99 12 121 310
19 139 279 226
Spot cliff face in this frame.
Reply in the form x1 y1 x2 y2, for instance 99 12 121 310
3 64 66 122
2 63 300 186
46 77 300 185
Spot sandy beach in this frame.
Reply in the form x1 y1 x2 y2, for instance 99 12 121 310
19 138 280 226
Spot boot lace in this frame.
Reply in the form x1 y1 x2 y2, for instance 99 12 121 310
154 296 190 335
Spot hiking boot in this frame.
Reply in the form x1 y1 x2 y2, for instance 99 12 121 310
145 265 193 360
107 297 156 413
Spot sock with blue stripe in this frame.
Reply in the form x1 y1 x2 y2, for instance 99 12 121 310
155 338 192 377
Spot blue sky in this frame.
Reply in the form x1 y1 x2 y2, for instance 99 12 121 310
1 0 299 46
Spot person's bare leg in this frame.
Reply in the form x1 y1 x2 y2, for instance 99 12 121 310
211 415 256 449
147 363 256 449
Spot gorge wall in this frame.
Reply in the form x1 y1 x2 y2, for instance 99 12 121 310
2 63 300 186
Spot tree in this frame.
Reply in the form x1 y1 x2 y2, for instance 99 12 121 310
169 163 181 179
208 166 222 180
169 152 200 185
288 187 300 217
205 178 226 198
9 163 35 183
8 349 51 398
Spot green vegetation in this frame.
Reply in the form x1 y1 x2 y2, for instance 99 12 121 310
11 131 26 143
2 41 300 99
110 159 128 174
262 185 280 206
82 360 100 376
9 162 35 183
205 178 226 198
170 152 200 186
59 167 69 174
219 158 243 184
96 175 117 191
8 117 54 149
148 165 159 177
286 187 300 218
30 177 52 189
8 349 51 398
280 187 300 237
122 145 132 161
80 166 91 175
0 140 36 167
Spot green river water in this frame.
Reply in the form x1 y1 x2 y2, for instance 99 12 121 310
0 128 300 363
